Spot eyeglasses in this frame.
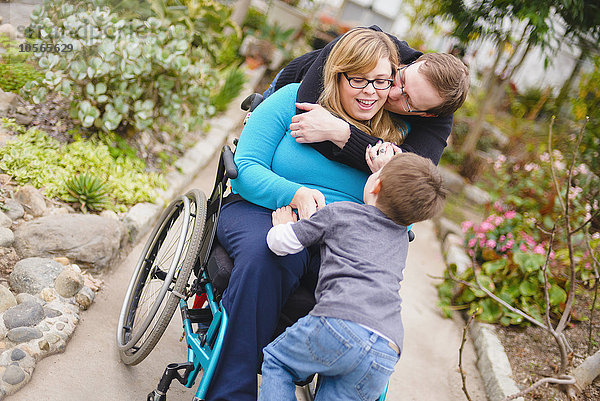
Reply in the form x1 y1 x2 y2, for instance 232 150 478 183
342 72 393 91
398 63 427 113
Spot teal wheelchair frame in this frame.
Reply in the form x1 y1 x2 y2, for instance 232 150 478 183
116 94 394 401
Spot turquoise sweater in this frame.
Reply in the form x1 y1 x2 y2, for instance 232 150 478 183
231 83 368 210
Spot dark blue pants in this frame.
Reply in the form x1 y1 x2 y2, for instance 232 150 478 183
206 198 320 401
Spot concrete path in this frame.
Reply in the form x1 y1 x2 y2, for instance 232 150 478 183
7 145 487 400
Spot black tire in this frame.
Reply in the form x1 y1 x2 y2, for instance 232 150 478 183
116 189 206 365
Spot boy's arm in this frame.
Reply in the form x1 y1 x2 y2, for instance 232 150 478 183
266 206 332 256
267 223 304 256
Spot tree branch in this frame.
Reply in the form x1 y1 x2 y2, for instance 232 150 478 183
459 312 476 401
503 375 576 401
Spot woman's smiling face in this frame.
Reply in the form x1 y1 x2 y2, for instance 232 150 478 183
339 57 392 121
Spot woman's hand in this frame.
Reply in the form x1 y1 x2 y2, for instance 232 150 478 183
365 141 401 173
272 206 298 226
289 187 326 220
289 103 350 149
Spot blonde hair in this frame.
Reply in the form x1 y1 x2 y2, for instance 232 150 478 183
318 28 405 144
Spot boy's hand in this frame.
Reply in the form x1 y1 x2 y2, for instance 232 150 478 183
272 206 298 226
366 141 401 172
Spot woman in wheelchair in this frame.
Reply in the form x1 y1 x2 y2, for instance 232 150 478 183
207 28 405 401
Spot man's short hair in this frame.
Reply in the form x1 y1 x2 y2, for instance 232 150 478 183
415 53 470 116
376 153 447 226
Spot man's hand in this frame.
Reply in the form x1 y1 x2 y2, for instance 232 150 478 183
365 141 401 173
290 103 350 148
272 206 298 226
289 187 326 220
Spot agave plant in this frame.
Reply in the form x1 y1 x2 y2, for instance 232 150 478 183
64 173 112 213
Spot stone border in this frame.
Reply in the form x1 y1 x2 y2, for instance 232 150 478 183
434 215 524 401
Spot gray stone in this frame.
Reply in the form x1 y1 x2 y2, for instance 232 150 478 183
54 268 84 298
75 286 95 310
0 286 16 314
13 214 127 270
10 349 25 361
55 322 65 331
470 321 524 401
439 166 465 194
15 293 42 306
2 200 24 221
14 185 46 217
123 202 162 243
435 217 463 243
0 228 14 248
43 307 61 318
445 245 472 275
2 364 25 385
442 233 465 255
3 302 44 329
464 184 491 206
0 212 11 229
9 257 64 295
0 88 18 116
6 327 43 343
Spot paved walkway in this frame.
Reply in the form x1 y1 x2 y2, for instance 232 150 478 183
7 146 487 400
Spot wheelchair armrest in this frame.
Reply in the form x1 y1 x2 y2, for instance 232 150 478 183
222 145 237 179
241 93 263 112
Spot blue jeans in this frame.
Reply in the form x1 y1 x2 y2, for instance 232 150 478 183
262 69 283 99
259 315 400 401
206 198 321 401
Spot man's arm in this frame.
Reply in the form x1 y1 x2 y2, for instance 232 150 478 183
274 26 450 170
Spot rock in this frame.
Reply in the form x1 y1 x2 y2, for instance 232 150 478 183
55 323 65 331
43 308 61 318
54 268 84 298
38 339 49 352
53 257 70 266
0 286 16 314
0 88 18 116
2 200 24 221
13 214 127 270
0 213 11 229
7 327 43 343
9 257 64 295
10 349 25 361
40 288 57 303
435 217 463 243
15 293 42 306
439 166 465 194
75 286 95 310
0 228 14 248
446 245 472 275
123 202 162 243
3 364 25 385
14 185 46 217
100 210 119 220
3 302 45 329
14 106 33 126
464 184 491 206
442 233 465 255
0 24 17 41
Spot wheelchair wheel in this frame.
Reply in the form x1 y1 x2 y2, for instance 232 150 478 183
117 189 206 365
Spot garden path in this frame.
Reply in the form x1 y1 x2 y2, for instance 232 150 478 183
7 147 488 400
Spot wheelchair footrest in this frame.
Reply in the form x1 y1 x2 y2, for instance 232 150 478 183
187 307 213 325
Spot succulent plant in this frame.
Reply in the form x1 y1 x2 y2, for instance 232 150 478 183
64 173 112 213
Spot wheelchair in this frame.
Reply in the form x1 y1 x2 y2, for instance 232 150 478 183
116 94 398 401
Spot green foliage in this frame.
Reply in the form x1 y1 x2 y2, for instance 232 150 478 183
243 6 267 31
0 63 44 93
572 56 600 177
210 67 247 113
21 2 219 134
64 172 111 212
0 119 165 212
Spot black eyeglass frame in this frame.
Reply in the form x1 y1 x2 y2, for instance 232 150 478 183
341 72 394 91
397 63 428 114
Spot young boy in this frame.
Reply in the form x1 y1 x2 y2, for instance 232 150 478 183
259 152 447 401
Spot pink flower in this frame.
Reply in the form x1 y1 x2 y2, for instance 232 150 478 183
480 222 494 232
533 244 545 255
504 211 516 219
520 243 528 252
461 221 474 232
477 232 485 240
486 239 497 249
468 238 477 248
506 240 515 249
499 235 506 242
494 215 504 225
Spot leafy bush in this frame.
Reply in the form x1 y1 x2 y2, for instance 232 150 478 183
210 67 247 113
64 172 111 213
0 63 44 93
21 2 218 134
0 119 165 212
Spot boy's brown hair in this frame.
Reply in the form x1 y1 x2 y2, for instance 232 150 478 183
376 153 446 226
414 53 470 117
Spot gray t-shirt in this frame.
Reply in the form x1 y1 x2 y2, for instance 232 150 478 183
292 201 408 350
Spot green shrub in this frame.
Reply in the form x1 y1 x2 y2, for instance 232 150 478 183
0 63 44 93
21 2 218 134
210 67 247 113
243 7 267 31
64 172 111 212
0 119 165 212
